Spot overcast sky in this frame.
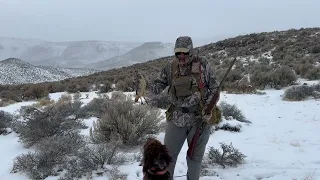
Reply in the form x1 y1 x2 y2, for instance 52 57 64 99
0 0 319 43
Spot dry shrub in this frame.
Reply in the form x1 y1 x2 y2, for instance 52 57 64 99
0 110 14 135
32 97 55 108
206 142 246 168
283 83 320 101
0 99 16 107
58 94 73 104
89 99 161 147
14 101 86 148
11 132 85 180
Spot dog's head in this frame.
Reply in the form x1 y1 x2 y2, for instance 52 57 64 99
142 138 172 174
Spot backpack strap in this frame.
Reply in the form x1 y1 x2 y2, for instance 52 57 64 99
168 58 179 99
165 58 179 121
171 58 179 81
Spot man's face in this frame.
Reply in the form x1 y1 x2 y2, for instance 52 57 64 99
175 52 189 64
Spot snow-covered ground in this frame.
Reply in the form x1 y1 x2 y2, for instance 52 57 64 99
1 83 319 180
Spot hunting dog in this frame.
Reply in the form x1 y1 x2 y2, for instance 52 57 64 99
142 138 172 180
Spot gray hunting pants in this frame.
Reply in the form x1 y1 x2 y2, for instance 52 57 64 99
164 121 211 180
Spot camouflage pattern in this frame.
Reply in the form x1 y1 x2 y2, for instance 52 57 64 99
153 36 219 127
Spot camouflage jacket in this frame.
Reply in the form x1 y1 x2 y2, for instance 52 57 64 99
153 56 219 127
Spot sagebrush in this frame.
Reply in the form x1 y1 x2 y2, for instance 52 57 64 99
216 123 242 133
283 82 320 101
60 143 126 179
111 91 128 101
219 101 250 123
206 142 246 168
81 96 112 118
0 110 14 135
90 99 161 146
13 100 87 147
12 132 86 179
12 125 125 179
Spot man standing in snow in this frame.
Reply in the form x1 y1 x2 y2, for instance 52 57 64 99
153 36 220 179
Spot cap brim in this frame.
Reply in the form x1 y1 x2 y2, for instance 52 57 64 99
174 48 189 53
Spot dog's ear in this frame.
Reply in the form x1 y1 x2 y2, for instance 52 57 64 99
143 138 151 149
161 144 169 152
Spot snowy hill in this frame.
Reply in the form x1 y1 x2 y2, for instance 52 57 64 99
86 42 174 70
0 58 100 85
0 37 142 68
0 80 319 179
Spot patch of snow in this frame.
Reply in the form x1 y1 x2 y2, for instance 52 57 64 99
261 51 273 59
48 92 69 102
80 117 98 136
217 50 227 57
0 132 31 180
295 78 320 86
0 101 36 114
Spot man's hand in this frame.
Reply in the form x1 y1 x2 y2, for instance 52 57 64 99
204 89 220 114
202 112 212 123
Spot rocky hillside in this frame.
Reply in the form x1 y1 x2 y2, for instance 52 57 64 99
87 42 174 70
197 27 320 88
0 58 100 85
199 27 320 64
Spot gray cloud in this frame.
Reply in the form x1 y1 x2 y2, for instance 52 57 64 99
1 0 319 43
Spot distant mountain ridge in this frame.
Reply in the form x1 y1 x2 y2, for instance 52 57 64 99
0 58 100 85
0 37 142 68
86 41 174 70
0 36 229 70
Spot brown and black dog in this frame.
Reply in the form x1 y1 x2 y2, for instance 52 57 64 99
142 138 172 180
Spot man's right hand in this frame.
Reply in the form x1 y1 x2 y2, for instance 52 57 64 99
203 89 220 114
202 112 212 123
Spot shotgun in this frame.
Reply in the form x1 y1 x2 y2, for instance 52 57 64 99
187 57 237 159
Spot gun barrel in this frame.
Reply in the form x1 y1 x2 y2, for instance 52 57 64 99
204 57 237 114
